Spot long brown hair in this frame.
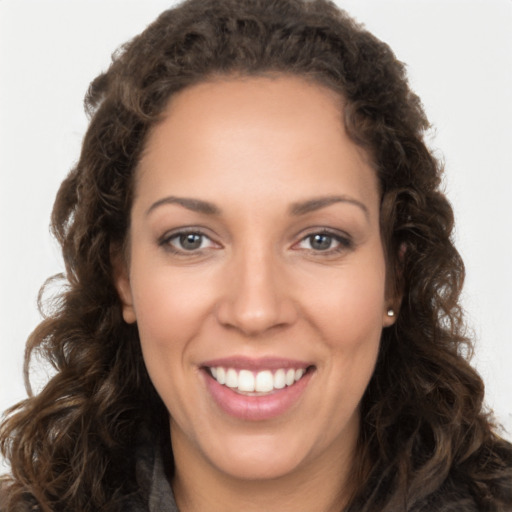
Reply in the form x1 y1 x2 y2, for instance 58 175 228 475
1 1 511 510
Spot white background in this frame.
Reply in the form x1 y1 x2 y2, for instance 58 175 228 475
1 0 511 465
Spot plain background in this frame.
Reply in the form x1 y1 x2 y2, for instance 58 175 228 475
1 0 511 471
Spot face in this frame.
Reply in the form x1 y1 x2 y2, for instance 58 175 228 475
116 75 395 485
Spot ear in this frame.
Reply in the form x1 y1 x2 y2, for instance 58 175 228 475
382 305 398 327
111 247 137 324
383 242 406 328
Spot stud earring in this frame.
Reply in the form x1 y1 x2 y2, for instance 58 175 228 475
387 308 395 317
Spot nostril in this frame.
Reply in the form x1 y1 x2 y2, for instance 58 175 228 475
215 302 284 335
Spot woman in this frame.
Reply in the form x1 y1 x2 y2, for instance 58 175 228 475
1 0 511 510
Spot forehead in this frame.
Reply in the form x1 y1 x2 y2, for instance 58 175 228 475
135 75 378 215
143 75 345 155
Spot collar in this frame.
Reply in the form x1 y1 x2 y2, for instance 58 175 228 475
134 429 179 512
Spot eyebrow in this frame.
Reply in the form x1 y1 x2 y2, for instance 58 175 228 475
146 196 221 216
146 194 369 218
289 195 369 218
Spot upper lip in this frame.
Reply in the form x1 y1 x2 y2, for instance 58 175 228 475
201 356 313 371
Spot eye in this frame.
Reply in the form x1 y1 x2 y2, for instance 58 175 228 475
304 233 336 251
160 230 217 253
295 231 352 253
175 233 206 250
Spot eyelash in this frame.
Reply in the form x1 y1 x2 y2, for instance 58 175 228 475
159 229 218 255
294 229 353 255
158 228 353 256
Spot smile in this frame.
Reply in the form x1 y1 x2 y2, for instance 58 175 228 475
201 358 315 420
208 367 307 394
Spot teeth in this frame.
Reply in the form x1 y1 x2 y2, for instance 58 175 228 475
225 368 238 388
255 370 273 392
216 367 226 385
238 370 255 392
209 366 308 394
273 369 286 389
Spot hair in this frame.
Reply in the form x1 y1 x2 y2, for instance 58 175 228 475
1 0 511 510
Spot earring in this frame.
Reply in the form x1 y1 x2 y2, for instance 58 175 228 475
386 308 395 317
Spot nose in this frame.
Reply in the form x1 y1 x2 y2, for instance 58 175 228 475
215 245 298 336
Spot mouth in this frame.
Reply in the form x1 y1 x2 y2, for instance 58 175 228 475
206 365 313 395
200 358 315 421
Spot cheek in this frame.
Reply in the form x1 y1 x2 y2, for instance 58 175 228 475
129 263 214 345
128 266 209 409
306 258 387 347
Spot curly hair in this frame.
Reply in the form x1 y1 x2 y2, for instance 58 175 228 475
1 0 511 510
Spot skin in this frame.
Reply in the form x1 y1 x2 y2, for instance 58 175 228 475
115 75 396 512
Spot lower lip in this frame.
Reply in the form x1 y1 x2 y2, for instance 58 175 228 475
203 369 313 421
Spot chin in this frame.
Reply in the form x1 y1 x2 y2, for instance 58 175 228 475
215 449 305 481
198 429 313 481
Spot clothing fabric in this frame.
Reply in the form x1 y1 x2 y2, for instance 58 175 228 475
0 437 180 512
130 433 179 512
